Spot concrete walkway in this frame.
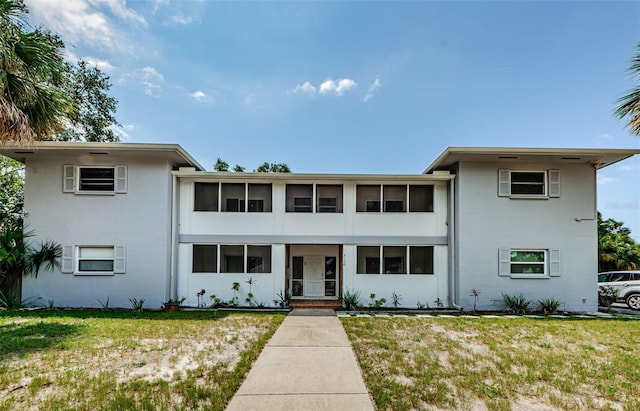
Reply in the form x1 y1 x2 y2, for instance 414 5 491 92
226 309 374 411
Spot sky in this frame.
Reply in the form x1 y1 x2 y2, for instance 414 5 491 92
23 0 640 237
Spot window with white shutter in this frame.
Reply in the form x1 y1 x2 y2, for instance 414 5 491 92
62 166 127 195
497 169 560 199
498 248 560 278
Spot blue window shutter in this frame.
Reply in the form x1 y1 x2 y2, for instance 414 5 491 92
63 165 75 193
499 248 511 276
114 166 127 194
498 169 510 197
61 246 74 273
548 170 560 198
549 249 561 276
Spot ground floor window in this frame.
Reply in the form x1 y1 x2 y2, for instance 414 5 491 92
499 248 561 278
192 244 272 274
78 246 114 272
357 245 434 275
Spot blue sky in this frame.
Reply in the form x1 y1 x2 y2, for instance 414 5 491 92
25 0 640 236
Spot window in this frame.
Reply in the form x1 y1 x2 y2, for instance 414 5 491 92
221 183 245 212
193 245 217 272
325 257 337 296
383 246 406 274
292 256 304 296
410 246 434 274
357 185 381 212
220 245 244 273
78 247 114 272
194 183 219 211
63 165 127 194
294 197 312 212
409 185 434 212
317 185 343 213
498 170 560 198
357 246 380 274
80 168 114 192
499 248 561 277
61 246 125 275
383 185 406 212
247 245 271 273
286 184 313 212
248 184 272 212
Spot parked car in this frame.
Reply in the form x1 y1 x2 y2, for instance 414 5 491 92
598 271 640 310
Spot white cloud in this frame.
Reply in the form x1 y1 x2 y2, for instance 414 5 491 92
83 56 117 73
152 0 169 14
597 175 617 186
363 76 382 102
128 66 164 97
113 124 134 140
290 81 317 96
172 14 194 25
26 0 145 51
597 133 613 140
319 78 357 96
618 165 639 172
190 90 212 103
90 0 147 26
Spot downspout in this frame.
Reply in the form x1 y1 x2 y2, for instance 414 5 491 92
169 172 178 300
449 176 462 310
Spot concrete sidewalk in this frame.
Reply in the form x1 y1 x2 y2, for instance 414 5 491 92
226 309 374 410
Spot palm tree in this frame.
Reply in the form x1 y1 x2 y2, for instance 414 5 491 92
0 0 71 144
615 42 640 136
0 227 61 306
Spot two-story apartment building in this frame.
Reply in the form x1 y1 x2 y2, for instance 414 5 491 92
2 142 637 311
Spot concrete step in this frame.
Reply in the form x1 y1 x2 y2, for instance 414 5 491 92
290 299 342 310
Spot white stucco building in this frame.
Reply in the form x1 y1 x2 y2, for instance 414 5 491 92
2 142 637 311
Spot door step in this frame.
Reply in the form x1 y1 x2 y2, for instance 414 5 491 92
290 299 342 310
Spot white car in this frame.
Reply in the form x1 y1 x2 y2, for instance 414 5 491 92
598 271 640 310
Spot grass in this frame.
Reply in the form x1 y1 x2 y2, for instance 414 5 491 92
341 316 640 411
0 309 285 411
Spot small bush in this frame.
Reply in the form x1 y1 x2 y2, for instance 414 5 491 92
129 298 145 312
598 286 618 309
537 297 561 314
502 293 532 315
391 292 402 308
342 289 361 309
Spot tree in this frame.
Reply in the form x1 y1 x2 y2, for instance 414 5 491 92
232 165 245 172
214 157 229 171
54 60 120 142
0 0 71 144
254 162 291 173
0 227 61 305
614 42 640 136
598 212 640 271
0 156 24 230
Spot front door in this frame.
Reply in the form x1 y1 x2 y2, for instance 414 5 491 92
291 254 338 297
304 256 325 297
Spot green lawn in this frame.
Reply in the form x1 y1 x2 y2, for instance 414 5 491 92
341 316 640 411
0 310 285 411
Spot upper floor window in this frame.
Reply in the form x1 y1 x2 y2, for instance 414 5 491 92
286 184 343 213
356 184 434 213
63 165 127 195
498 169 560 199
194 182 272 212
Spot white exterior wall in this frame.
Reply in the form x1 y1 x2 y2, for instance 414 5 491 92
21 156 173 308
455 161 598 312
177 178 450 307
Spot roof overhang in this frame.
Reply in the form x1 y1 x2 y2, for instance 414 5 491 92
173 169 455 182
0 142 205 171
425 147 640 173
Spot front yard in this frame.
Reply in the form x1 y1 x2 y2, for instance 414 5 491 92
0 310 285 411
341 316 640 411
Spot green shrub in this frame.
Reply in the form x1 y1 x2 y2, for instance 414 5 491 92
502 293 532 315
537 297 561 314
341 289 361 309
